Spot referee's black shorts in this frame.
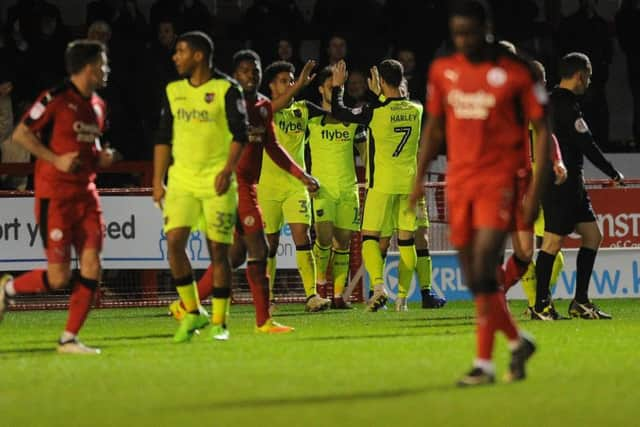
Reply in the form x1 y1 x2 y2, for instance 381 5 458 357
542 183 596 236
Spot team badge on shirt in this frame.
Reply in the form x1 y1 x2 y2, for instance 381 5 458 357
574 118 590 134
293 109 302 118
486 67 507 87
259 106 268 118
204 93 215 103
244 216 255 227
49 228 63 242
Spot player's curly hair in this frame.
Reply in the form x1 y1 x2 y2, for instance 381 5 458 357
263 61 295 85
232 49 261 72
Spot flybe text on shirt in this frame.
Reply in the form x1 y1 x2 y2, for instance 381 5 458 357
278 120 304 133
320 128 351 141
176 108 215 123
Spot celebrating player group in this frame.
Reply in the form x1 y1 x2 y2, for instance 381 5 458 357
0 0 624 387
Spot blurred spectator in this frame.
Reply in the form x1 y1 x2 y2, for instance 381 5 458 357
556 0 613 150
87 20 112 45
112 0 148 42
243 0 305 62
7 0 62 45
150 0 212 34
321 34 348 69
382 0 446 71
274 38 303 72
312 0 384 68
0 31 29 190
616 0 640 144
142 19 179 146
345 69 368 108
395 47 425 103
86 0 120 27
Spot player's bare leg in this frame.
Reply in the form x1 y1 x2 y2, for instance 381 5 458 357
330 227 353 309
167 227 208 342
243 231 294 333
290 222 329 312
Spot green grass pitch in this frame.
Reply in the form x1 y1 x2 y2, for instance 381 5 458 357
1 299 638 427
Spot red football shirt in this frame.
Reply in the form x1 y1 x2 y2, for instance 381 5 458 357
426 51 547 185
22 81 106 199
235 94 304 185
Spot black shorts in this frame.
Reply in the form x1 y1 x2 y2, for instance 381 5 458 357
542 183 596 236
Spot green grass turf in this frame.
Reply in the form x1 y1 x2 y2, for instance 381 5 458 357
1 299 638 427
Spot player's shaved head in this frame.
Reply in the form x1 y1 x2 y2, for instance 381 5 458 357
378 59 404 88
65 39 106 75
449 1 492 59
176 31 214 67
233 49 261 72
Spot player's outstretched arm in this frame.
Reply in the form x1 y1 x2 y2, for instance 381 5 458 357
330 60 374 125
271 60 317 113
409 115 443 209
12 123 80 173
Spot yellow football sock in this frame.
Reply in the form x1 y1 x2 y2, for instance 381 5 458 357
416 249 432 291
212 287 231 325
296 245 317 297
332 249 350 297
267 255 276 300
175 278 200 313
398 240 417 298
550 250 565 293
521 261 537 307
313 242 331 284
362 238 384 287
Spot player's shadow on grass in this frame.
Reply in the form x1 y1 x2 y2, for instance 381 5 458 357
214 384 453 409
297 330 472 342
390 315 476 322
0 347 55 356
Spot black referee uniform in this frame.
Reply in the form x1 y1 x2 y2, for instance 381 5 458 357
542 87 620 235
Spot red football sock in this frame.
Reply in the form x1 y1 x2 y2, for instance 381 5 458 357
197 264 215 301
65 276 97 335
246 260 270 327
488 291 519 341
13 270 50 294
503 254 529 291
475 294 496 360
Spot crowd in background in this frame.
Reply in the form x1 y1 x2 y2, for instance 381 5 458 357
1 0 639 190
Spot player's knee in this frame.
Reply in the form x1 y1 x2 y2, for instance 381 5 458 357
167 234 187 254
210 243 229 264
230 251 247 269
334 240 350 252
518 246 534 262
47 269 72 289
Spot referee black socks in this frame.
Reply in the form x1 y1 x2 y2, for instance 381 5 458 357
576 247 597 304
534 251 555 311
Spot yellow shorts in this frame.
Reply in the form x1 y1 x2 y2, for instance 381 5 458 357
380 194 426 237
258 186 311 234
362 189 417 234
163 180 237 244
313 187 360 231
534 206 545 238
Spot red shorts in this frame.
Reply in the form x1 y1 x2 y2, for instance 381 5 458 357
447 174 518 248
513 170 533 233
35 191 104 264
236 183 264 235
